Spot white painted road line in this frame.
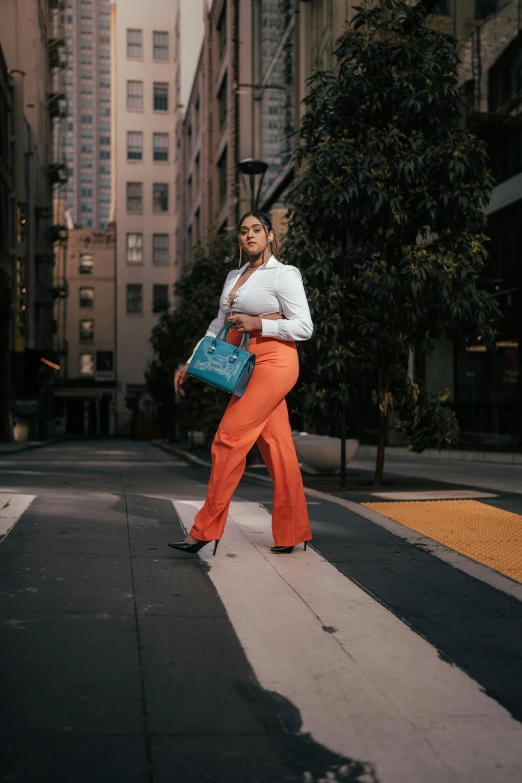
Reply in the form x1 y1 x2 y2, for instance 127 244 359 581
174 499 522 783
0 493 36 541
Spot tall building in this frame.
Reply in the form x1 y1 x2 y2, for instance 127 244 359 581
111 0 180 434
0 44 13 440
447 0 521 448
64 0 112 229
0 0 67 441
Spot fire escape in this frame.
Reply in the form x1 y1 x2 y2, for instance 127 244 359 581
48 0 69 373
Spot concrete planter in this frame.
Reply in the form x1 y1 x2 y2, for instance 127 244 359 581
292 433 359 474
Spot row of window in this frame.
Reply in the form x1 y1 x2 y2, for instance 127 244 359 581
128 81 169 112
127 132 169 162
126 182 169 213
76 284 168 325
127 29 169 60
126 233 169 264
77 233 170 276
126 283 169 314
78 351 113 377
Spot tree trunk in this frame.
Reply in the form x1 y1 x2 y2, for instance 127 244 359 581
374 406 387 487
374 366 389 487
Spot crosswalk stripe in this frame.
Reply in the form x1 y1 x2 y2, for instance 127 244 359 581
0 493 36 542
174 498 522 783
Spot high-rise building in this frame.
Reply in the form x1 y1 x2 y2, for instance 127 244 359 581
0 0 67 441
64 0 112 229
111 0 180 435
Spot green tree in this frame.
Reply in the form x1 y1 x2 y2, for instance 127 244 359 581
283 0 500 485
146 233 238 442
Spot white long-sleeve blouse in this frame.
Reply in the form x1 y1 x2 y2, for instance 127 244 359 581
187 255 313 363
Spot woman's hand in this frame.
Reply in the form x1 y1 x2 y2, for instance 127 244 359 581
228 313 262 333
174 363 189 396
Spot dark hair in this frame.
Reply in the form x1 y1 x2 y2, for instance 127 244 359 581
238 210 281 260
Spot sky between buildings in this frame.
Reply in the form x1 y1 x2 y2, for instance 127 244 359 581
180 0 205 108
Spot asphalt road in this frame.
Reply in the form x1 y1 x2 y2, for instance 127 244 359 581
1 440 522 783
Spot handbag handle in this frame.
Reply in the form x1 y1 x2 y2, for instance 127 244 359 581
210 322 250 354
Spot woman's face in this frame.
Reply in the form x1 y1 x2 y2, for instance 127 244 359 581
239 215 273 257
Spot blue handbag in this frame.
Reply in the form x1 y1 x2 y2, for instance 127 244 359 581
187 322 255 397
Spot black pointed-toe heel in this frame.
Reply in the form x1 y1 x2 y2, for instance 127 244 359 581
168 539 220 555
271 541 311 554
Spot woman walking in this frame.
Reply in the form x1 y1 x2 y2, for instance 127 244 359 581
168 211 313 555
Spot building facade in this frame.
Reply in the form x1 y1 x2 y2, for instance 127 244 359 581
0 45 13 440
179 0 521 450
0 0 67 441
111 0 180 434
64 0 112 229
53 223 116 435
439 0 521 448
178 0 364 267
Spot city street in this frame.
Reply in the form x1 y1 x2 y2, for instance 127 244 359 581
1 440 522 782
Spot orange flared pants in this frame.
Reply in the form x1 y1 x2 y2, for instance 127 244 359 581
190 329 312 547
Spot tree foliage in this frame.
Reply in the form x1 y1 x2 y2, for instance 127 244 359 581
283 0 500 483
146 234 237 442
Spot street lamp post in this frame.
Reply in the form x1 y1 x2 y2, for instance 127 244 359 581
238 158 268 211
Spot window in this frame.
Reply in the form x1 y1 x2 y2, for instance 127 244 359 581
96 350 113 374
81 188 93 198
153 82 168 111
217 6 227 61
81 115 92 124
100 136 110 145
127 80 143 110
126 284 143 314
126 182 143 212
218 75 227 130
79 319 94 343
489 34 522 112
153 31 168 60
187 225 193 262
79 254 93 274
153 183 168 212
475 0 497 17
81 144 93 154
127 29 142 58
152 284 169 312
217 147 228 205
153 133 169 161
126 233 143 264
127 131 143 161
194 97 200 134
79 287 94 308
79 353 94 375
152 233 169 264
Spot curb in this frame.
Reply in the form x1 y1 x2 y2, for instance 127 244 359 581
0 438 65 456
356 444 522 465
155 441 522 602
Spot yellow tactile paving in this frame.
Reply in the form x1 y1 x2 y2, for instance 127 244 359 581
362 499 522 584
